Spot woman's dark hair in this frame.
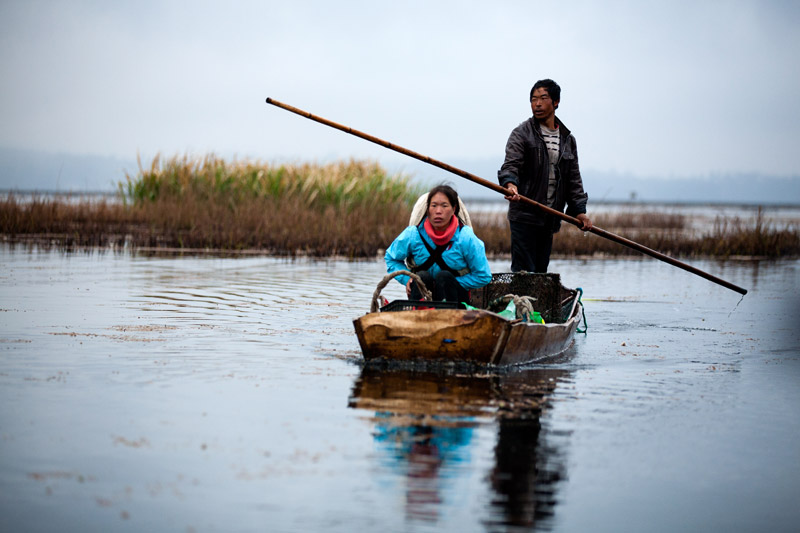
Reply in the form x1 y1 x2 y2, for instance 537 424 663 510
530 79 561 109
426 184 460 217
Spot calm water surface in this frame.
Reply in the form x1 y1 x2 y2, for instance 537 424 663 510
0 245 798 532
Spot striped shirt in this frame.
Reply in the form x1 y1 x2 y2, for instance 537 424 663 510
541 125 560 206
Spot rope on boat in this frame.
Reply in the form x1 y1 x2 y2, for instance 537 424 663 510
491 294 538 321
576 287 588 333
370 270 432 313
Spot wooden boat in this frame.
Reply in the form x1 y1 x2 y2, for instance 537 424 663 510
353 272 584 365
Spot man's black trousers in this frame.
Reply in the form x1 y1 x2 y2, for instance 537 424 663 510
509 220 554 273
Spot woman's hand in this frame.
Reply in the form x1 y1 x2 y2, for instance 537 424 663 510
405 278 413 297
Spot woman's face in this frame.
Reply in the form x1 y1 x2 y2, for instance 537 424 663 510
427 192 455 231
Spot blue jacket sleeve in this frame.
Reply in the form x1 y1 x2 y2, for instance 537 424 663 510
455 227 492 290
384 226 416 287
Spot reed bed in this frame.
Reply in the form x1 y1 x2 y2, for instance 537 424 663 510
120 155 419 211
1 156 798 258
471 210 800 259
2 156 424 256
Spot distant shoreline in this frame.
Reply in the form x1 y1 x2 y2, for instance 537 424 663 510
2 147 800 205
2 196 798 259
3 189 800 211
2 155 797 259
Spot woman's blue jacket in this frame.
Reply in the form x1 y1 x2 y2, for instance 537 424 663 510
384 219 492 290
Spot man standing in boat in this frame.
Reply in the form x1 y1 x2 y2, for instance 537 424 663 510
498 79 592 273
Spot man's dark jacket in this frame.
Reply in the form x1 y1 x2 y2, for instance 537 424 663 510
497 116 588 232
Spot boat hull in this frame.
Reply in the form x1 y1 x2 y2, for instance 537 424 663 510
496 302 581 365
353 300 581 365
353 309 511 364
354 273 583 366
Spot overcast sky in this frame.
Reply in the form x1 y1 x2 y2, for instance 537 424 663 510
1 0 799 181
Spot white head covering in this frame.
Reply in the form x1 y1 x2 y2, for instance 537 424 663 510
408 193 472 228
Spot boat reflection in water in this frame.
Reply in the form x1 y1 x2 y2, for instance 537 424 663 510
348 364 571 528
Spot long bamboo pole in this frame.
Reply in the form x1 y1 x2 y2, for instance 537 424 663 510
266 97 747 296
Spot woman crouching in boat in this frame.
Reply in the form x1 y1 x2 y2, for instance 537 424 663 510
385 184 492 304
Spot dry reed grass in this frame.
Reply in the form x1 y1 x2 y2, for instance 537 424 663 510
0 194 414 256
121 155 418 211
2 156 798 258
472 210 800 259
1 157 421 256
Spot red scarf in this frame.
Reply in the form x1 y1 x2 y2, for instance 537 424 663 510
424 216 458 246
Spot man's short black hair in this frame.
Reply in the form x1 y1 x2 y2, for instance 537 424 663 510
530 79 561 109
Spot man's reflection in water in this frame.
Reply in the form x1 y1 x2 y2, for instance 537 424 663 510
492 416 557 526
349 365 569 528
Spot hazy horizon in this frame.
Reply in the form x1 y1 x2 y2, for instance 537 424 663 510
2 145 798 206
2 1 800 190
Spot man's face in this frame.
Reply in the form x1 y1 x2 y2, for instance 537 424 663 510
530 87 557 122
